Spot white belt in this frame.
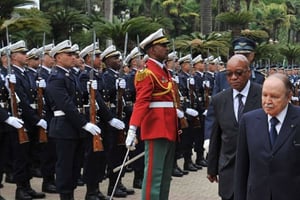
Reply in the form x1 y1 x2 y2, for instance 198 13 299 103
149 101 174 108
54 110 65 117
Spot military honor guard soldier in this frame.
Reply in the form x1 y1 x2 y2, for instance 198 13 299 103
100 45 134 198
9 40 47 200
125 28 182 200
79 42 126 200
45 40 102 200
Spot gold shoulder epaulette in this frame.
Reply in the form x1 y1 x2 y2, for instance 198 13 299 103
135 68 151 82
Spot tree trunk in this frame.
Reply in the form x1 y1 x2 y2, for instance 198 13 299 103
200 0 212 35
104 0 113 46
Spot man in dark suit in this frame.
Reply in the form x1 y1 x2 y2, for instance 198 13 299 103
235 73 300 200
207 54 262 200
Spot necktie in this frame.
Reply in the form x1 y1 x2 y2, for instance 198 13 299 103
270 117 279 147
237 93 244 121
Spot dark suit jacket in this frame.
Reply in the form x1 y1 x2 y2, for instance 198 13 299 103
207 82 262 199
235 104 300 200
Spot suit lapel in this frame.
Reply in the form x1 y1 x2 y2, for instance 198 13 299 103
272 104 297 153
225 89 238 124
244 83 260 113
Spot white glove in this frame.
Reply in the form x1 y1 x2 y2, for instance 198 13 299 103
37 79 46 88
172 75 179 84
82 122 101 136
202 109 208 116
108 118 125 130
36 119 47 129
203 80 210 88
8 74 16 84
126 125 137 151
189 78 195 85
176 109 184 118
5 74 16 91
292 96 299 101
5 116 24 129
185 108 199 117
116 78 126 89
87 80 97 92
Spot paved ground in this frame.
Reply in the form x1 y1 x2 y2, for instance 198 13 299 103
0 158 220 200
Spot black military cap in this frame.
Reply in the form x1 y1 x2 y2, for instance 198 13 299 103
232 37 256 53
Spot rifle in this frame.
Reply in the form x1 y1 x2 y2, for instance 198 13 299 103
171 39 188 128
89 31 103 152
37 32 48 143
6 27 29 144
188 79 201 128
173 81 189 129
116 78 126 145
203 53 211 109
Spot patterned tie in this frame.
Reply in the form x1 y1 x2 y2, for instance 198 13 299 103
270 117 279 147
237 93 244 122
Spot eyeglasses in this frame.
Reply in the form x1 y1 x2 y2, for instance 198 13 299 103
226 69 249 77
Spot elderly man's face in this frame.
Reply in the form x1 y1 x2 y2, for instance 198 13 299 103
262 76 291 117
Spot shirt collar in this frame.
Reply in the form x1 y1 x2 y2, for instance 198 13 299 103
267 104 289 125
233 80 251 99
56 65 69 73
149 58 164 69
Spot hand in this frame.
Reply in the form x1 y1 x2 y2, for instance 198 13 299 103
5 74 16 91
7 74 16 84
176 109 184 118
82 122 101 136
207 174 218 183
203 80 210 88
116 78 126 89
37 79 46 88
126 126 137 151
87 80 97 92
36 119 47 129
5 116 24 129
202 109 208 116
172 75 179 84
108 118 125 130
185 108 198 117
188 77 195 85
292 96 299 101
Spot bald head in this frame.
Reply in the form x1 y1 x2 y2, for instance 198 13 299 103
227 54 249 68
226 54 251 91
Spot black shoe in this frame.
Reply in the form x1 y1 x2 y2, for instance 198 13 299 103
97 190 109 200
5 173 15 184
0 195 5 200
193 163 203 170
60 193 74 200
107 187 127 198
42 182 57 193
133 177 143 189
85 193 100 200
15 187 32 200
196 159 208 167
118 182 134 195
172 167 183 177
183 162 198 171
176 166 189 175
26 188 45 199
77 177 85 186
30 168 42 178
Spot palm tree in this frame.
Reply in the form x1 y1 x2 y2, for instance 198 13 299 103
201 0 212 35
174 31 231 59
47 8 89 43
216 11 254 38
